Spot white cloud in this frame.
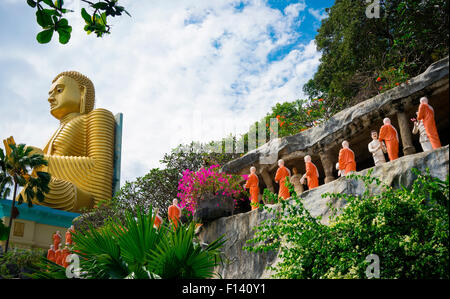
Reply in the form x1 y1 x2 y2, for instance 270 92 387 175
0 0 321 185
308 7 328 21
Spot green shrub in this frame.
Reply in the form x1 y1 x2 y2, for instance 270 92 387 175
244 169 449 279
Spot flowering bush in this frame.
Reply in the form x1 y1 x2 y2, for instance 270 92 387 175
177 165 245 215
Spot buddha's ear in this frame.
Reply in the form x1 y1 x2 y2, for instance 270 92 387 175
79 85 87 114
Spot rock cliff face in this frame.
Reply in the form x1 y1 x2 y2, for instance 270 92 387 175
198 146 449 279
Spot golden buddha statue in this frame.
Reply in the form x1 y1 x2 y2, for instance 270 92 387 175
18 71 115 212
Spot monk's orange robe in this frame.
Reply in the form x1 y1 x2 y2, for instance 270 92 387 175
244 173 260 210
47 248 56 263
379 124 399 161
168 205 181 228
53 233 61 250
305 161 319 190
338 148 356 174
62 248 71 268
417 103 441 149
65 230 73 245
275 166 291 200
55 249 62 265
153 215 162 229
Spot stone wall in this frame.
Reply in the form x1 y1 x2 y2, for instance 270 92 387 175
198 146 449 279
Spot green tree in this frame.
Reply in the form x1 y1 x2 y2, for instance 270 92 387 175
304 0 449 111
1 141 51 253
30 207 225 279
26 0 130 44
245 169 449 279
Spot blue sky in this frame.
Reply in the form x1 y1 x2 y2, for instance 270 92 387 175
0 0 334 184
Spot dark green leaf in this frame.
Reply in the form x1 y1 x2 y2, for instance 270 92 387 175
36 28 54 43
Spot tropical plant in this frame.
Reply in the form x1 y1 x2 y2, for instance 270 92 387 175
1 140 51 253
244 169 449 279
25 0 130 44
0 248 46 279
177 165 245 216
29 207 225 279
0 219 10 242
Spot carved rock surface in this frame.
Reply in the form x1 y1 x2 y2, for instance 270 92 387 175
199 146 449 278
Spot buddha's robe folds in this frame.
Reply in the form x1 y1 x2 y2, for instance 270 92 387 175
168 205 181 228
339 148 357 175
275 166 291 200
47 248 56 263
305 162 319 190
379 124 399 161
244 173 260 210
417 103 441 149
29 109 115 212
53 233 61 250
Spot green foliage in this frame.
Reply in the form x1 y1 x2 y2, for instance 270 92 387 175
0 219 10 241
76 142 238 230
26 0 130 44
30 207 225 279
245 169 449 279
0 248 46 278
304 0 449 111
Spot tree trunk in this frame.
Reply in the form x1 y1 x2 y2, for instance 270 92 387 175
4 182 18 253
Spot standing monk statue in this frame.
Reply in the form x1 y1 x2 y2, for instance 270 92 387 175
153 208 163 229
417 97 441 149
378 118 399 161
368 130 386 166
244 166 260 210
274 159 291 200
338 140 357 176
300 155 319 190
168 198 182 228
65 225 75 246
412 112 433 152
47 245 56 263
52 231 61 250
290 167 304 195
16 71 116 212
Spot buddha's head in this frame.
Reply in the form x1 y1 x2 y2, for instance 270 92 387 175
48 71 95 119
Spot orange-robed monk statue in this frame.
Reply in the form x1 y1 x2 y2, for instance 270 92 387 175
244 166 260 210
417 97 441 149
338 140 356 176
168 198 182 228
15 71 116 212
274 159 291 200
378 117 399 161
52 231 62 250
300 155 319 190
47 245 56 263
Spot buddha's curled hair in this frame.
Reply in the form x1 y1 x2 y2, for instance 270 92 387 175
53 71 95 114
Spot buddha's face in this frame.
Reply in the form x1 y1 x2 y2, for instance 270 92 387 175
48 76 82 119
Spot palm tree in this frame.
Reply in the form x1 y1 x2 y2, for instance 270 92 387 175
1 140 51 253
29 207 226 279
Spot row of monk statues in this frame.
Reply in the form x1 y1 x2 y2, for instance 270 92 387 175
152 199 182 229
244 96 441 203
47 225 75 268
